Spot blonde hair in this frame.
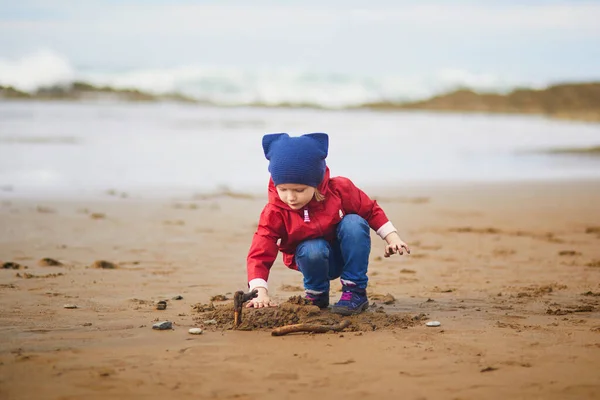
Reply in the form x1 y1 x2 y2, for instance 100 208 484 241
314 189 325 202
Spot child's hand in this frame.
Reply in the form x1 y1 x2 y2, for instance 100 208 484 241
245 287 278 308
384 241 410 257
384 232 411 257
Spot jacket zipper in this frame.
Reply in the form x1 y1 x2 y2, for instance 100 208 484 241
303 207 324 237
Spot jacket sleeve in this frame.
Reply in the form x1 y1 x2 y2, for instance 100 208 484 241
334 177 398 240
246 205 284 291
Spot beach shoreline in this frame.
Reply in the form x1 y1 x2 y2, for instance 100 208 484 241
2 81 600 123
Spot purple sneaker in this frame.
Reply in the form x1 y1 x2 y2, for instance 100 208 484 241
305 292 329 309
331 287 369 315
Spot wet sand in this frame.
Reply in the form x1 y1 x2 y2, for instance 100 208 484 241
1 180 600 399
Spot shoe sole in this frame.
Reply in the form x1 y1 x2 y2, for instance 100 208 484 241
330 301 369 316
306 300 329 309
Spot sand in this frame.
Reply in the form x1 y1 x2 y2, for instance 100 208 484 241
1 180 600 399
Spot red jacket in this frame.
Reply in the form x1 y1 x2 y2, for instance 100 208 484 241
247 168 394 289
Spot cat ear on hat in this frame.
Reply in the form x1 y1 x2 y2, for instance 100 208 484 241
262 133 289 159
304 133 329 158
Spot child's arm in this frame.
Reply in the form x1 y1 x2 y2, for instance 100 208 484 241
246 206 283 308
334 177 410 257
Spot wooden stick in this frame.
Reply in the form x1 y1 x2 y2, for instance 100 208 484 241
233 289 258 328
271 320 351 336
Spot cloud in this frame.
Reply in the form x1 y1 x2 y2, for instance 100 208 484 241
0 0 598 82
2 1 600 35
347 2 600 33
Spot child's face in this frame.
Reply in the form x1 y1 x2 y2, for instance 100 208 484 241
275 184 315 210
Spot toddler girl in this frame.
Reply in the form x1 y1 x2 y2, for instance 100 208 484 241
246 133 409 315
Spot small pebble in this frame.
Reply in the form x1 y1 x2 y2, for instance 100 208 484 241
152 321 173 330
92 260 118 269
38 258 63 267
188 328 203 335
426 321 441 327
203 319 217 325
2 262 22 270
156 300 167 310
63 304 78 309
172 295 183 300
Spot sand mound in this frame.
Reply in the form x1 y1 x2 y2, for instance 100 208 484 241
192 296 424 332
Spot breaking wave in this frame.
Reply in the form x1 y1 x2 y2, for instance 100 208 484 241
1 50 522 108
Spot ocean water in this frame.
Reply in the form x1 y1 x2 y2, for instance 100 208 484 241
0 50 525 107
1 100 599 199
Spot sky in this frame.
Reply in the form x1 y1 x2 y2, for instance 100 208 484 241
1 0 599 91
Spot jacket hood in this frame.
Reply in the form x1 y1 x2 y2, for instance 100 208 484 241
268 167 331 210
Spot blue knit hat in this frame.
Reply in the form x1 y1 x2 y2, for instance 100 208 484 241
262 133 329 187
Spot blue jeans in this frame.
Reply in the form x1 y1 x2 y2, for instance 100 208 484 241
295 214 371 293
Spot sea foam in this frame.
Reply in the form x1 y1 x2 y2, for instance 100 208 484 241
0 50 516 108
